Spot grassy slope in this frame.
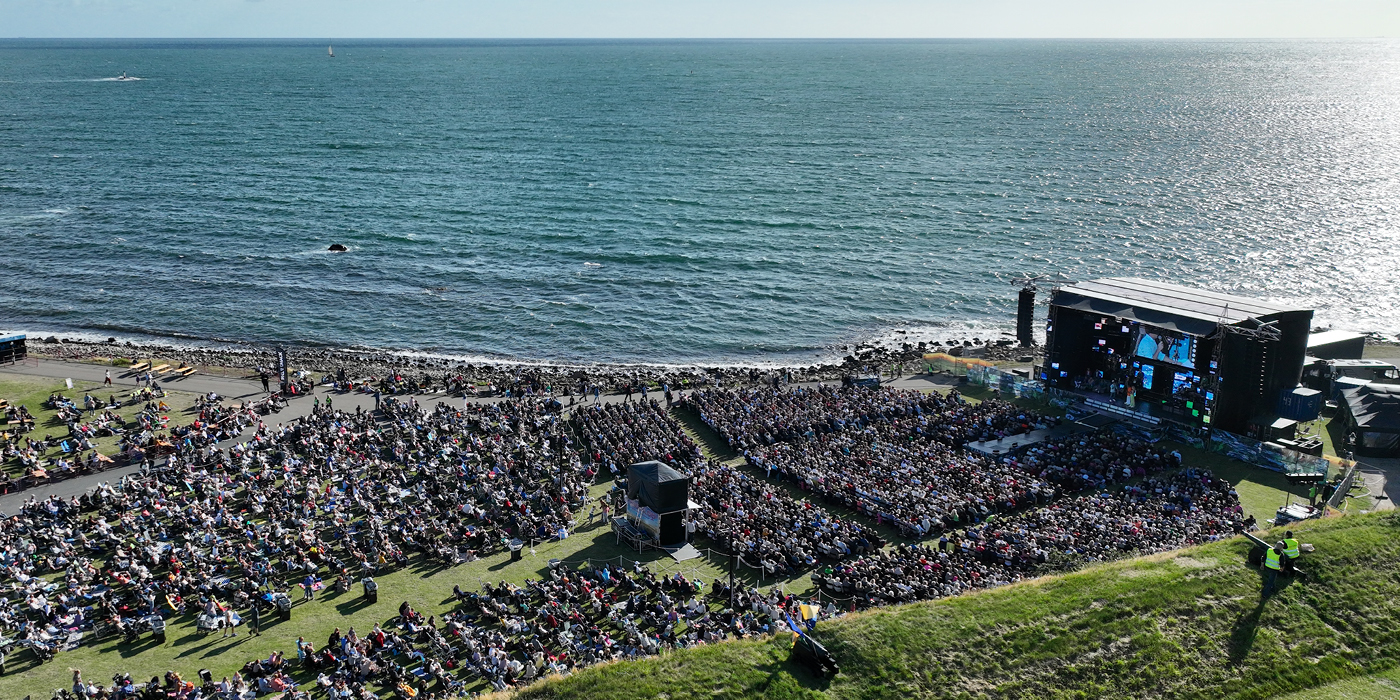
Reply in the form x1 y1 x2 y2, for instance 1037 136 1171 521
518 511 1400 700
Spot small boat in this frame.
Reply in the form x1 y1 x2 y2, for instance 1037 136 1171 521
328 45 335 57
115 72 138 81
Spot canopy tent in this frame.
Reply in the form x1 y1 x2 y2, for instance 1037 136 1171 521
1338 383 1400 456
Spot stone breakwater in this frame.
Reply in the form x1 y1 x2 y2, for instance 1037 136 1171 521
24 335 1033 390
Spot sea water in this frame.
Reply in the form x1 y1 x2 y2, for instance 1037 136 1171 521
2 39 1398 365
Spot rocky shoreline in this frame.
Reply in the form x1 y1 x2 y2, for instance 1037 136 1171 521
25 334 1037 390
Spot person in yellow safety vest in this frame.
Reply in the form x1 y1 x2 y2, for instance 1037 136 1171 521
1282 530 1301 572
1263 544 1283 596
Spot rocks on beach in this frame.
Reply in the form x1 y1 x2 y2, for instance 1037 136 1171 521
23 335 1037 392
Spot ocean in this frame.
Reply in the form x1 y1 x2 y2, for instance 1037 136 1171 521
2 39 1398 365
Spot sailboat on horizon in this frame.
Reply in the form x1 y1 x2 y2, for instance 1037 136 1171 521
328 45 335 58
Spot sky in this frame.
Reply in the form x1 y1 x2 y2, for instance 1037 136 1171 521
2 0 1398 39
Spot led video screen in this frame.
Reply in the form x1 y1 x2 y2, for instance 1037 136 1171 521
1135 329 1195 369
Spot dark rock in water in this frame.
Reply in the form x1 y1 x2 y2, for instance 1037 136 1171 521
44 336 59 344
109 337 117 343
328 244 349 252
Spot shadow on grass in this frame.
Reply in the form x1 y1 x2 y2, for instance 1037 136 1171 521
201 636 253 659
411 559 455 579
335 596 376 615
117 634 166 658
177 634 246 659
172 629 218 648
1229 570 1299 666
257 613 292 633
320 586 350 602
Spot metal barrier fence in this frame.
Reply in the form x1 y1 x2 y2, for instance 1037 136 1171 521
1326 463 1359 510
923 352 993 378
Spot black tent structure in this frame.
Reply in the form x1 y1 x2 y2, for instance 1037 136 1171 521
625 461 692 546
1337 383 1400 456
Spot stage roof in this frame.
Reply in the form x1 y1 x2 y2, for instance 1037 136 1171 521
1050 278 1307 336
1307 330 1367 348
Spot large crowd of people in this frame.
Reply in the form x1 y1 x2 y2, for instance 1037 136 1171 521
1 388 263 491
570 401 703 476
685 385 1054 452
0 394 597 697
0 378 1248 698
683 386 1061 538
689 461 884 577
1006 432 1184 493
813 467 1244 608
746 436 1057 539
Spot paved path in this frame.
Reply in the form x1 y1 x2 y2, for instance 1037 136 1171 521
1353 456 1399 512
2 357 269 402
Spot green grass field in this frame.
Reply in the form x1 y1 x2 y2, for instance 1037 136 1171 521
0 374 204 478
519 510 1400 700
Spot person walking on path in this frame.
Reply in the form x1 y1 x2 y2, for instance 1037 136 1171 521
104 370 112 386
260 372 270 393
